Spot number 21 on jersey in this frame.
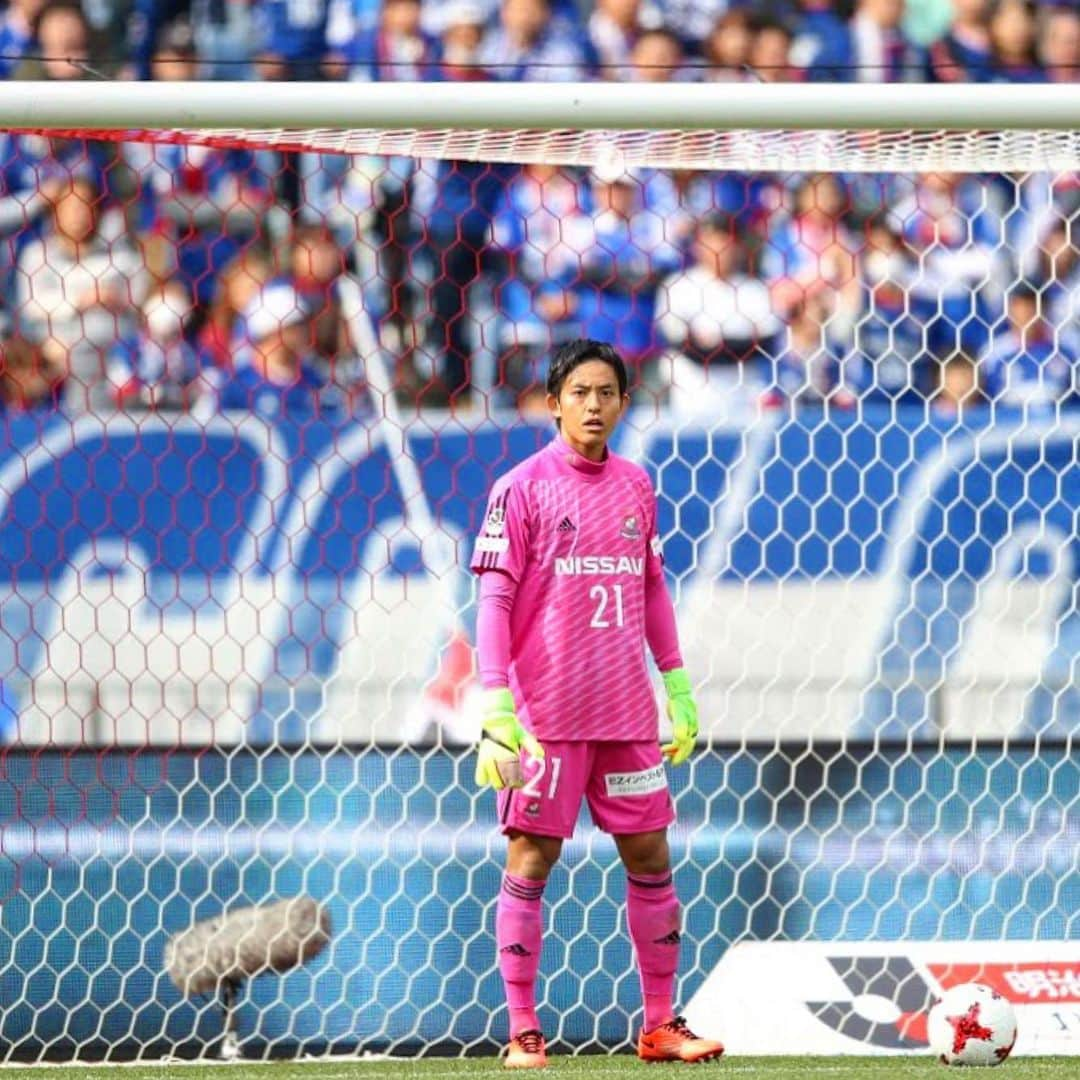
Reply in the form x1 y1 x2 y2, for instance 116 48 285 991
589 584 624 628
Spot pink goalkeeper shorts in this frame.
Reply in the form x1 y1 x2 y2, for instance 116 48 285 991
497 740 675 839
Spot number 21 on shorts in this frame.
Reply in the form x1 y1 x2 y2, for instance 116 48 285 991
521 755 562 800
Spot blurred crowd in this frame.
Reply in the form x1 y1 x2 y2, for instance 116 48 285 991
0 0 1078 420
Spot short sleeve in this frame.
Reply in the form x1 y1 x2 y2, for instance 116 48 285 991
470 479 530 582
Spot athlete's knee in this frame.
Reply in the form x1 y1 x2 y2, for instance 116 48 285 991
506 831 562 879
615 829 670 876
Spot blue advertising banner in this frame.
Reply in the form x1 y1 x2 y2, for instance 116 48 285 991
0 404 1075 744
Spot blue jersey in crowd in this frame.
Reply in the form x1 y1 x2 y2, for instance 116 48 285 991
0 8 31 78
928 30 995 83
800 12 925 83
419 161 517 242
257 0 331 64
489 170 590 348
219 360 344 417
577 182 683 357
344 27 442 80
478 16 592 81
982 330 1077 411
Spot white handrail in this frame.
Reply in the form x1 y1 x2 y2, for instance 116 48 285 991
0 81 1078 131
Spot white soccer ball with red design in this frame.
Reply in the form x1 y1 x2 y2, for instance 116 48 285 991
928 983 1017 1066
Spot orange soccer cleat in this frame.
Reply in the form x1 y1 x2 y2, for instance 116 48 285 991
637 1016 725 1063
505 1029 548 1069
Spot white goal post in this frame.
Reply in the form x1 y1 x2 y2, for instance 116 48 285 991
3 81 1080 130
3 82 1080 171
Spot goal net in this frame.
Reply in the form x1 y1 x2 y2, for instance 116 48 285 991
0 83 1076 1062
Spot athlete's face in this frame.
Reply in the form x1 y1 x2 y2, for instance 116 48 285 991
548 359 629 461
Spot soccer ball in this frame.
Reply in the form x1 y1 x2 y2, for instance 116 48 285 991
928 983 1018 1066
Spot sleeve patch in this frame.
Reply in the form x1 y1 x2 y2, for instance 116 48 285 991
475 536 510 554
485 506 506 535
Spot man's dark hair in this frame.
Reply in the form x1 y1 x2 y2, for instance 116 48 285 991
750 14 793 42
700 210 741 238
34 2 88 35
1007 283 1039 306
546 339 629 399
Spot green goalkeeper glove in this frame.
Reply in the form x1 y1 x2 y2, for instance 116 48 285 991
660 667 699 766
474 688 545 791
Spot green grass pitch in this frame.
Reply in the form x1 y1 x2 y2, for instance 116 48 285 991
7 1058 1075 1079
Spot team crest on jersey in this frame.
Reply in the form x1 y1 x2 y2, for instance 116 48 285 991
620 514 641 541
486 506 506 535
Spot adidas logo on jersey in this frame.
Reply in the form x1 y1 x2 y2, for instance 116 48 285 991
557 517 576 533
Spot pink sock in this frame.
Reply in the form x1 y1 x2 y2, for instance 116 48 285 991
496 872 546 1037
627 871 680 1032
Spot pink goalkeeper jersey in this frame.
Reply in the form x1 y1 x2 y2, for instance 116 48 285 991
470 436 665 742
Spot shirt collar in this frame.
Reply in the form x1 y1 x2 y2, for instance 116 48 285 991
550 433 609 478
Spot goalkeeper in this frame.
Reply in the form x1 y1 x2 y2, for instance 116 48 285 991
470 339 724 1068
